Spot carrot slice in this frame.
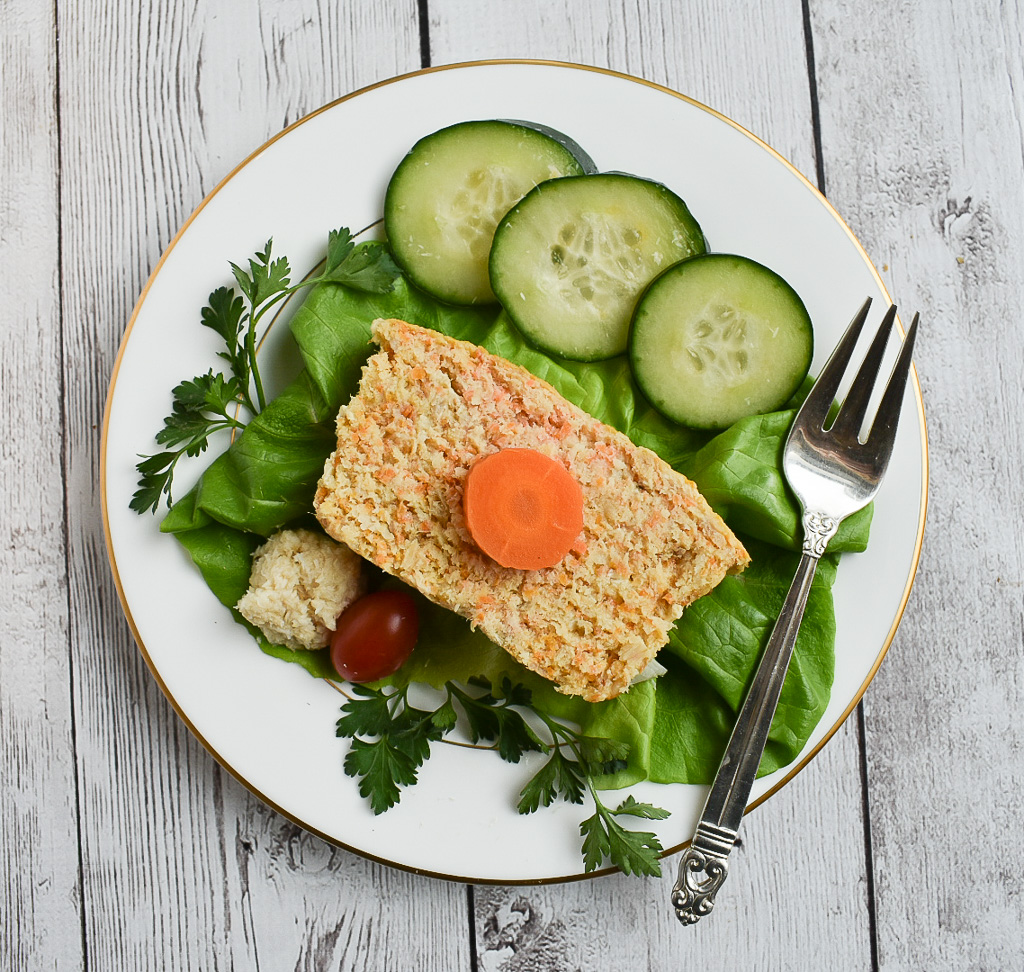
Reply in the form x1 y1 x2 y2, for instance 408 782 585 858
463 448 585 570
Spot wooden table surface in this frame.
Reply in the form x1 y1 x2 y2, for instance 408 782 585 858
4 1 1021 968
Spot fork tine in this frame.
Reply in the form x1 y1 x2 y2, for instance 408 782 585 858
863 312 919 471
830 304 898 439
797 297 873 426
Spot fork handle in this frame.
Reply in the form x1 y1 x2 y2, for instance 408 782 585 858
671 511 838 925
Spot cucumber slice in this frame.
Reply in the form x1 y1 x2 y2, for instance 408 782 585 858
489 173 706 360
629 253 813 429
384 120 591 305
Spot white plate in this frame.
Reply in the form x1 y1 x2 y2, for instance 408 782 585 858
102 61 927 884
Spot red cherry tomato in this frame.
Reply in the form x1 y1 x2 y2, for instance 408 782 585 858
331 590 419 683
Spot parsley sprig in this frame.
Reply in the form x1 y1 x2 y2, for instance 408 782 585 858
130 228 399 514
335 677 670 876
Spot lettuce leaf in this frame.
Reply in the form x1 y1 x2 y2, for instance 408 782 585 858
162 270 871 786
688 410 871 552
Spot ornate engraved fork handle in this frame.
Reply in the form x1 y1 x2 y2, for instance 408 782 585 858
670 825 732 924
672 509 839 925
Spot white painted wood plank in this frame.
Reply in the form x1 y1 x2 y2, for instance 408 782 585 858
475 724 871 971
429 1 874 965
24 0 1014 967
57 1 468 968
428 0 818 176
224 801 472 971
0 2 84 969
809 0 1024 967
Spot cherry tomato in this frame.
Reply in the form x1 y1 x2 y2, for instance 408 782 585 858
331 590 419 683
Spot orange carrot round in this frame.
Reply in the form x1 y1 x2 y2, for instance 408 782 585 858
463 448 585 570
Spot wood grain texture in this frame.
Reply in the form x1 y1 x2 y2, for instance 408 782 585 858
56 1 466 969
8 0 1011 967
474 725 872 972
427 0 817 173
809 0 1024 966
427 1 874 965
0 2 84 970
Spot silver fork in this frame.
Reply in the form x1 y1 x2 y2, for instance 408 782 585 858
671 297 919 925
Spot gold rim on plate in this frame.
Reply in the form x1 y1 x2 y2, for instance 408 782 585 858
100 58 929 886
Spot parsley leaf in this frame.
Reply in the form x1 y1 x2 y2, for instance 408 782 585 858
230 239 291 308
450 681 544 763
430 699 459 732
129 369 246 513
343 736 419 814
610 794 671 821
333 677 669 876
579 793 666 877
390 700 448 764
163 374 246 432
326 240 401 293
335 684 395 738
324 227 355 274
517 747 586 813
336 686 446 814
129 452 176 515
132 227 401 515
518 704 670 876
200 286 245 369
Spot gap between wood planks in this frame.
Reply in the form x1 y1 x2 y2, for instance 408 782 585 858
52 0 91 963
418 0 431 68
415 8 485 965
801 1 878 967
